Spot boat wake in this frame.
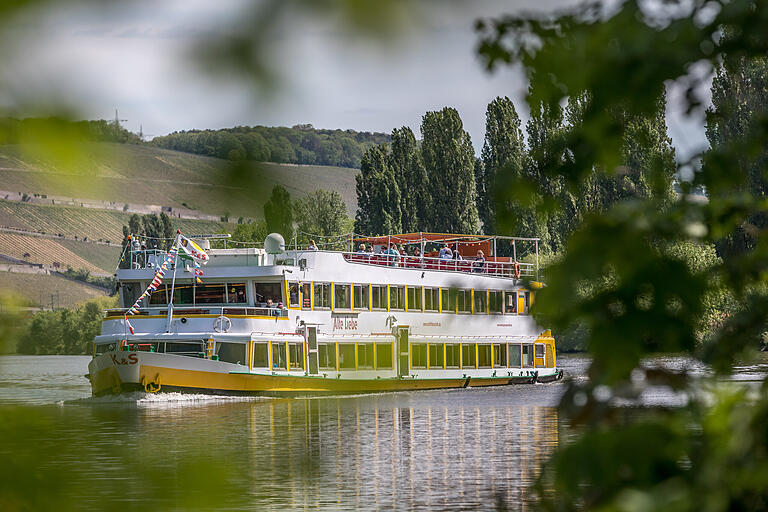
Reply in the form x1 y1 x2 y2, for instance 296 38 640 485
62 392 269 407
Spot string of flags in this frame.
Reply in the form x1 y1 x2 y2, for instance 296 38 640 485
122 232 209 332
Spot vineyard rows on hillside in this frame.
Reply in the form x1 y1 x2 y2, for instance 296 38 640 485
0 233 107 274
0 272 109 307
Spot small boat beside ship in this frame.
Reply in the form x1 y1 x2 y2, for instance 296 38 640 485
87 232 562 396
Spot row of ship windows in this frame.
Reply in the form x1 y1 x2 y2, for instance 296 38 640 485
263 341 551 372
95 340 553 370
288 283 530 315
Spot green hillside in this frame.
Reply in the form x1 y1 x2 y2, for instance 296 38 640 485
0 200 227 243
0 142 359 217
0 271 110 308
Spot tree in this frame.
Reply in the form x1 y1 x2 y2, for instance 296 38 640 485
478 96 525 234
707 47 768 258
295 190 350 247
263 185 293 239
420 107 479 233
354 144 401 235
390 127 428 232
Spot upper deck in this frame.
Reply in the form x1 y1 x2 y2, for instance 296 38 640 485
118 232 541 282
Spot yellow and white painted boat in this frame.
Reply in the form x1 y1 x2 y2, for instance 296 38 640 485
88 232 562 396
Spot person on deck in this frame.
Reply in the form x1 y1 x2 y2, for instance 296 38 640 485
472 250 486 273
308 240 318 251
438 244 453 260
384 243 400 266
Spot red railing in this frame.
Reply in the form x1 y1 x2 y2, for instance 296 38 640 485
342 253 537 279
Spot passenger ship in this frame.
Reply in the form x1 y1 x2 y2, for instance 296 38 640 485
88 232 562 396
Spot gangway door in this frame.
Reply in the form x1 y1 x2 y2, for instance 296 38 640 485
397 327 409 377
307 326 319 374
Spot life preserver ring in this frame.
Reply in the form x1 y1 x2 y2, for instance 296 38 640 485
513 261 521 279
213 315 232 333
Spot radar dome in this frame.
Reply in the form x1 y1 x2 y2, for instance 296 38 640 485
264 233 286 254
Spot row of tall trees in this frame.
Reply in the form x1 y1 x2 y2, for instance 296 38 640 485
0 117 141 145
151 124 389 168
355 96 675 252
232 186 350 249
355 107 480 235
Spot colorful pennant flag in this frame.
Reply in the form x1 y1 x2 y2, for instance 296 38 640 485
124 315 135 335
178 234 209 262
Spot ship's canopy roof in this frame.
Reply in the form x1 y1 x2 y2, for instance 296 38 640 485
353 232 538 245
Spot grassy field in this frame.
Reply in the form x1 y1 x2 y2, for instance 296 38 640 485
0 271 110 307
0 200 229 243
0 142 359 217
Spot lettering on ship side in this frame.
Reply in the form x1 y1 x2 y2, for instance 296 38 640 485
423 322 441 327
333 316 358 331
111 354 138 366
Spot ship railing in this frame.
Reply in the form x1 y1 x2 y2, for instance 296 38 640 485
104 305 289 319
123 249 171 270
341 252 538 279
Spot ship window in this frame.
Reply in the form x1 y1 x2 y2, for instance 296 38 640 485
288 343 304 370
271 341 287 370
255 282 284 306
314 283 331 309
489 291 503 314
461 343 476 368
318 343 337 370
194 283 224 304
428 344 444 368
288 282 300 308
535 343 545 358
407 286 422 311
477 344 492 368
493 344 507 367
149 284 167 305
338 344 356 370
473 290 487 314
353 285 369 310
301 283 312 309
253 343 269 368
334 283 352 310
166 341 204 356
216 342 246 365
95 343 115 355
172 283 195 304
357 343 374 369
424 287 439 312
522 344 534 368
390 286 405 311
508 344 521 367
457 289 471 314
371 285 387 310
120 281 141 308
519 291 531 314
411 343 427 369
445 344 460 368
227 283 247 304
504 291 517 314
375 343 393 369
441 288 456 313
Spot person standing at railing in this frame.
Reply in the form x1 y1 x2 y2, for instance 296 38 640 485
384 243 400 266
472 250 485 273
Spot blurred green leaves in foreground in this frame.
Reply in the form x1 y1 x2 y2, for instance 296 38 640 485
477 0 768 509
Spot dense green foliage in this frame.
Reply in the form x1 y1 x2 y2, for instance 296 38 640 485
150 124 389 168
476 0 768 508
0 117 141 145
295 190 351 248
354 144 402 235
391 127 429 232
263 185 294 240
119 213 175 268
16 296 118 354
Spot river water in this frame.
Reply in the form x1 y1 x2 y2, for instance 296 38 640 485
0 354 764 511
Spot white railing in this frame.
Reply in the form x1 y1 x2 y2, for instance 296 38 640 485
104 305 288 319
341 253 538 279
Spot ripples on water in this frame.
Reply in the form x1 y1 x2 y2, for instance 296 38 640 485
0 353 765 511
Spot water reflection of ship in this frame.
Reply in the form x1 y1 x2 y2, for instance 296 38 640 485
247 397 559 510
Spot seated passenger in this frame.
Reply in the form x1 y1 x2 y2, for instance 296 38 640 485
384 243 400 266
472 250 486 273
357 244 366 254
307 240 318 251
438 244 453 260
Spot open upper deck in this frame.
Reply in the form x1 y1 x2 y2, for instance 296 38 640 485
119 231 541 281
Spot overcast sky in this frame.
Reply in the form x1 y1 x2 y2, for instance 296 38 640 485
1 0 710 160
